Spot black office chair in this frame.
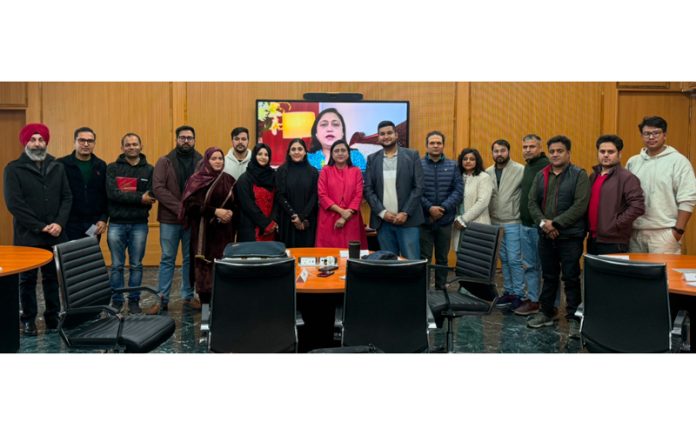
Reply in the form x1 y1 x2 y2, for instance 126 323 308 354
428 222 503 352
337 258 430 353
209 256 299 352
53 237 175 353
579 254 690 353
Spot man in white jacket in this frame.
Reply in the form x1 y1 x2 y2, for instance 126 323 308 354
485 139 525 311
627 116 696 254
224 126 252 181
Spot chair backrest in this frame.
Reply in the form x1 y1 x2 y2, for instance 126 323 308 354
454 222 503 301
54 237 113 312
582 254 672 352
222 241 287 259
210 257 297 352
342 259 428 353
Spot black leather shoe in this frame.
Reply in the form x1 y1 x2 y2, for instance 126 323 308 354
22 321 38 336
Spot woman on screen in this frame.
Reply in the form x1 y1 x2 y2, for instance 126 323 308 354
451 148 493 251
179 147 236 304
307 108 366 171
275 139 319 247
315 140 367 249
235 143 279 242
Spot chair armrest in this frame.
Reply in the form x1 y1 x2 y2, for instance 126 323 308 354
112 286 159 297
427 304 437 330
671 310 690 353
296 311 304 327
334 304 344 329
575 303 584 319
59 305 123 348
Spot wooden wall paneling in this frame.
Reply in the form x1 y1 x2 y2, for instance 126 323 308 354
0 83 27 107
40 82 174 265
0 110 26 245
469 82 604 171
600 82 618 135
617 91 694 254
25 83 41 122
453 82 471 159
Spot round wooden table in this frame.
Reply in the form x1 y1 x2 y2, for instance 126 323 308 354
0 246 54 353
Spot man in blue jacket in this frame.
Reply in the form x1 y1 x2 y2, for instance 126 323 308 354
419 131 463 289
4 123 72 335
58 127 108 241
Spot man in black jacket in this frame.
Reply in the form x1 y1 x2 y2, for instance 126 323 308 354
3 123 72 335
57 127 108 241
105 132 156 314
527 135 590 339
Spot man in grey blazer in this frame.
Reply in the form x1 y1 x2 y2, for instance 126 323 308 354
364 120 424 259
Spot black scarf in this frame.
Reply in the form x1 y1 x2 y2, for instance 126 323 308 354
246 144 276 190
167 147 200 193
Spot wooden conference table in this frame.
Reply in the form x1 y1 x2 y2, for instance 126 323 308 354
0 246 54 352
287 247 351 294
606 253 696 296
287 247 359 351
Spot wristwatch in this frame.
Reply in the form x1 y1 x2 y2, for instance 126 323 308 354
672 227 685 235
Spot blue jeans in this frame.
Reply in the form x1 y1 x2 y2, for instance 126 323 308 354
158 223 194 303
377 223 420 259
520 225 541 302
499 223 524 297
107 223 148 303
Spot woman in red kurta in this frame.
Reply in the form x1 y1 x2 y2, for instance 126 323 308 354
315 140 367 249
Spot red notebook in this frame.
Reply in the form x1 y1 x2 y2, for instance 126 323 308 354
116 176 137 192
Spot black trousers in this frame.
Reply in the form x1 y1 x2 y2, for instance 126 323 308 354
19 245 60 323
538 236 584 320
586 237 628 255
419 223 453 290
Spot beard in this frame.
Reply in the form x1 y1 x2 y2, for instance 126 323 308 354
25 146 47 162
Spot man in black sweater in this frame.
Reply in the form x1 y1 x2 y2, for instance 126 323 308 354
57 126 108 241
105 132 156 314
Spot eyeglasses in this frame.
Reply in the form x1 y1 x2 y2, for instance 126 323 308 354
178 136 195 142
641 130 663 138
77 138 96 145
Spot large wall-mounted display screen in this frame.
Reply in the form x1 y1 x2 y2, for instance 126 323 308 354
256 100 409 168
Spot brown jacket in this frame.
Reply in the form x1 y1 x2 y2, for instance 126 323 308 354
589 164 645 244
153 150 202 224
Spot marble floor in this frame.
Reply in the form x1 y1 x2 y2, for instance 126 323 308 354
18 267 583 353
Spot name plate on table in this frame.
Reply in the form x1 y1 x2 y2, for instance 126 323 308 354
298 256 337 267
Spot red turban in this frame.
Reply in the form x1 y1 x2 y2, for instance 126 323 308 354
19 123 50 147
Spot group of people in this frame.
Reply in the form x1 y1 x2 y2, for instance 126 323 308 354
417 116 695 340
5 114 696 342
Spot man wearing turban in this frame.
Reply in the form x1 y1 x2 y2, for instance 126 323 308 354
3 123 73 336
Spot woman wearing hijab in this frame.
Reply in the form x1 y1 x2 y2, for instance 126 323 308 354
275 139 319 247
235 143 278 242
315 140 368 248
179 147 236 304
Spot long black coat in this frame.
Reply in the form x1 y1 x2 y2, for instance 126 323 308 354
3 152 73 246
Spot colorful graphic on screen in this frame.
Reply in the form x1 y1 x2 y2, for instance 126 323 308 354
256 100 409 168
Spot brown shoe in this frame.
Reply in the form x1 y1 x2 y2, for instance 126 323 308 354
143 303 161 315
182 297 202 311
514 300 540 316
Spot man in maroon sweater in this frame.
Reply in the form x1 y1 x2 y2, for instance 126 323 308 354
587 134 645 255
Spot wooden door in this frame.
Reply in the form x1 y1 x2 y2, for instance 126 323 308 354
617 91 696 254
0 110 25 245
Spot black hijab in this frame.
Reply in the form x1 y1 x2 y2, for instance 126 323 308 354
245 143 275 189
